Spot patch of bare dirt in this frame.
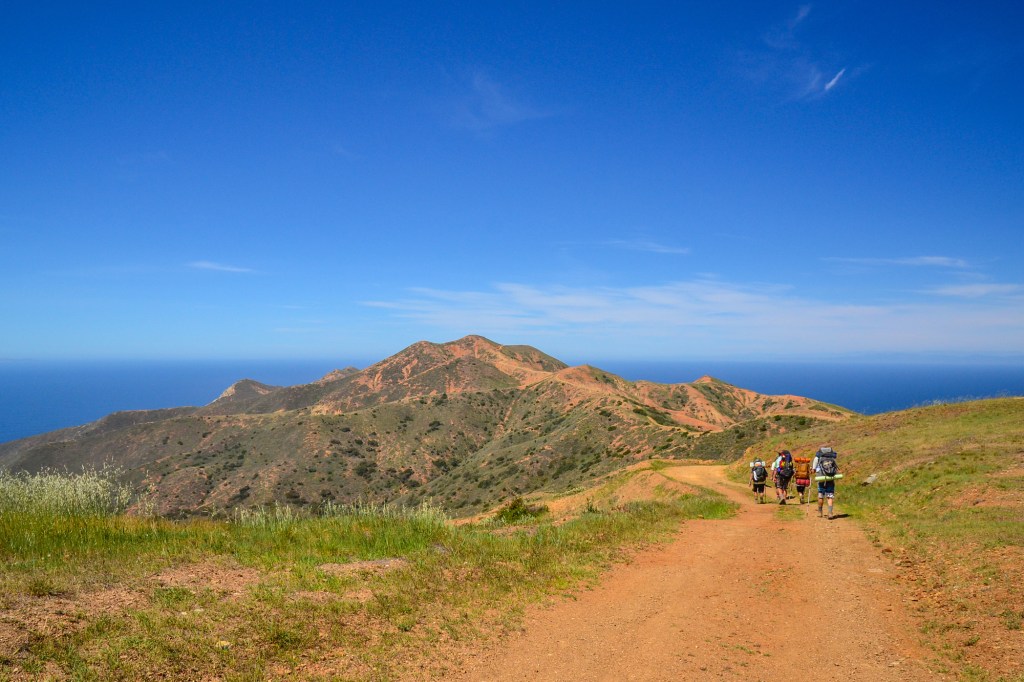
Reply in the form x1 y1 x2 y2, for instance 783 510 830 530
152 560 262 598
888 539 1024 677
448 465 947 681
0 586 145 662
316 558 408 576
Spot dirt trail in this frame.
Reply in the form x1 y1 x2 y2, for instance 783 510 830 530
452 465 942 681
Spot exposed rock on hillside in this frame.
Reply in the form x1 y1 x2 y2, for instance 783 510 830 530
0 336 853 516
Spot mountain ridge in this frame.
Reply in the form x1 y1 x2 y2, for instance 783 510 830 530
0 336 853 516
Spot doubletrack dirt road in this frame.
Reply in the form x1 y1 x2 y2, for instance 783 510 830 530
452 465 942 681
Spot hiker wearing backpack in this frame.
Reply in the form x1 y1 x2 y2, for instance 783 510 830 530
749 457 769 503
772 450 794 504
793 456 813 504
812 445 840 519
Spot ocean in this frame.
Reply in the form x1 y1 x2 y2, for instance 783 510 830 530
2 359 1023 445
0 360 347 445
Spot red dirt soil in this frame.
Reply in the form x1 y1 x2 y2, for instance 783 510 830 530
450 465 945 682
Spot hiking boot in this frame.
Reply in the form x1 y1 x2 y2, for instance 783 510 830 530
779 499 786 505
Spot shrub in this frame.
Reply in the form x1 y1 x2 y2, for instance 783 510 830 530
493 496 548 524
0 466 133 517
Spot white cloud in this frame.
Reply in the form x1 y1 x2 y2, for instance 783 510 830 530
362 278 1024 358
187 261 255 274
449 71 551 132
824 67 846 91
928 283 1023 298
330 142 358 158
793 4 812 26
903 256 970 268
827 256 970 268
744 6 854 101
764 4 813 50
605 239 690 255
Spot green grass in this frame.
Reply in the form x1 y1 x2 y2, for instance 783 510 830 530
739 399 1024 543
738 397 1024 682
0 468 735 680
807 401 1024 558
0 465 133 517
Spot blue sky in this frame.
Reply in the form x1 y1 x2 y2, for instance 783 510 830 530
2 2 1022 363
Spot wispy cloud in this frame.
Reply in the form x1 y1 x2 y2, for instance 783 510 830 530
824 67 846 91
827 256 971 268
329 142 358 159
764 4 813 50
604 239 690 255
187 261 255 274
927 283 1023 298
363 278 1024 357
448 70 552 132
742 5 853 100
792 4 812 26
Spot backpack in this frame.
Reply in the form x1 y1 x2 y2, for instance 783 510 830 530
794 458 811 479
818 448 839 477
780 459 794 478
752 463 768 483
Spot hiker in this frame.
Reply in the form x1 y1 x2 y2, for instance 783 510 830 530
772 450 794 504
812 445 840 519
749 457 769 503
793 455 813 504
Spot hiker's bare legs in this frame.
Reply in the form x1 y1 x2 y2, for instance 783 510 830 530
776 478 790 504
817 480 836 517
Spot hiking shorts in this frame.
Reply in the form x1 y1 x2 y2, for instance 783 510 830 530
775 474 791 489
752 483 766 493
817 480 835 498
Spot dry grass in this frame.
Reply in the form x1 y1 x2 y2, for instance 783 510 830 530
0 464 734 680
739 397 1024 682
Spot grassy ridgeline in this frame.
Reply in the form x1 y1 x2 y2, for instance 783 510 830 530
0 466 734 680
740 398 1024 553
739 397 1024 681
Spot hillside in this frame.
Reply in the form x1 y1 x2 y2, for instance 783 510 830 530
2 397 1021 681
0 335 852 516
740 397 1024 680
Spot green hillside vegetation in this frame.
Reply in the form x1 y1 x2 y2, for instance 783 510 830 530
0 336 848 518
739 397 1024 682
0 465 734 681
